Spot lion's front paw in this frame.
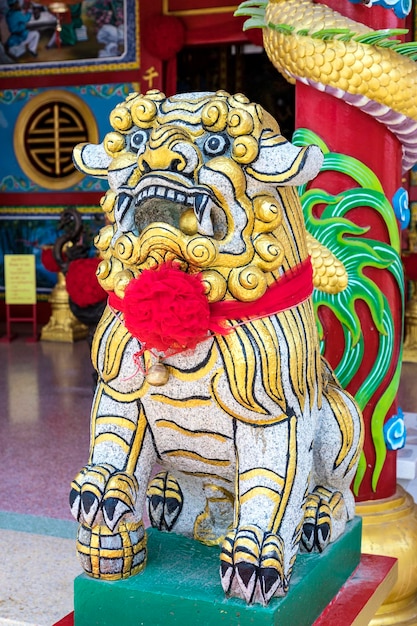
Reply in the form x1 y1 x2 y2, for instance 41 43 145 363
220 525 287 606
70 464 139 531
76 518 147 580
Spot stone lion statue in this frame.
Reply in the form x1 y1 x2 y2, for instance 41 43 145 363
71 90 363 606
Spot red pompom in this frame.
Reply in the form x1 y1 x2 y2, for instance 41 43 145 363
66 257 107 308
122 263 211 352
41 247 60 273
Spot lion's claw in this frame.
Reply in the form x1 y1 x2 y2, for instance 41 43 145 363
70 464 139 530
80 490 100 526
146 471 183 531
103 497 132 531
301 487 345 553
220 526 286 606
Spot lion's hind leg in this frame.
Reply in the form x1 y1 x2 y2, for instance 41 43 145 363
147 471 234 540
301 486 345 552
305 359 363 552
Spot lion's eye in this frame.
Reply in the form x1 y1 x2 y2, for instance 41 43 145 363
130 130 148 153
203 134 229 156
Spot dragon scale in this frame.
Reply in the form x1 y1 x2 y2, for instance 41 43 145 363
261 0 417 172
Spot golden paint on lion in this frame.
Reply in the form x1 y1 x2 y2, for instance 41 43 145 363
71 90 363 605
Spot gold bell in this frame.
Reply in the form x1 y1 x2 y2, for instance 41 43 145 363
146 362 170 386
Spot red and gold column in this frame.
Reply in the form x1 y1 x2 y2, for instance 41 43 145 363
295 4 417 624
238 0 417 622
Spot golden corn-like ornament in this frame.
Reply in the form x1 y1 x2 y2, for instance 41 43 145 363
307 233 348 294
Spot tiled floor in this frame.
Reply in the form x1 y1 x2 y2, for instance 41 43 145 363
1 327 417 626
0 338 92 520
0 333 93 626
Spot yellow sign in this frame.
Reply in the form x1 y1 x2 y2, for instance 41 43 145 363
4 255 37 305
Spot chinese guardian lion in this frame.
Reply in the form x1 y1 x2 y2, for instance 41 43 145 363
71 90 363 606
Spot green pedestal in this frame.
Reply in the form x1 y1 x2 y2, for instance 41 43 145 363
74 517 362 626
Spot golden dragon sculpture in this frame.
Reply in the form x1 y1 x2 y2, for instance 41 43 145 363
237 0 417 172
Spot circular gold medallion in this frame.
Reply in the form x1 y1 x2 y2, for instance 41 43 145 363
14 90 98 190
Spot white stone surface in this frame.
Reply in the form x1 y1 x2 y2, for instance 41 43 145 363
71 90 363 605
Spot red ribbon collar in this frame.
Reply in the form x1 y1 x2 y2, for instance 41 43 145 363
108 257 313 346
208 257 313 328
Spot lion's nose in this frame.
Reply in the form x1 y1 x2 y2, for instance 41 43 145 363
137 146 187 175
137 125 201 177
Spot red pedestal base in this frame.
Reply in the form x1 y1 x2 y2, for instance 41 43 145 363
313 554 397 625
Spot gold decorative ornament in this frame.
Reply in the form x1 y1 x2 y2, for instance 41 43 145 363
14 90 98 190
40 271 89 342
179 208 199 235
307 233 348 294
356 487 417 625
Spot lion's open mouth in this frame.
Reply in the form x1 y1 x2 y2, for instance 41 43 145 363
133 176 227 239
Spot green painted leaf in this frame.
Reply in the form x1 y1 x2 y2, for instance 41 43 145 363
353 28 408 45
242 17 266 30
311 28 353 40
353 452 367 495
296 129 404 495
267 22 294 35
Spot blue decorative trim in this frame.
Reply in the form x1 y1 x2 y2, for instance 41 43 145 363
384 408 407 451
348 0 411 19
79 84 134 100
392 187 410 230
0 510 78 538
0 174 40 192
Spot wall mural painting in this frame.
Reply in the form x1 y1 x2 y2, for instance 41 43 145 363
0 0 138 77
0 208 104 293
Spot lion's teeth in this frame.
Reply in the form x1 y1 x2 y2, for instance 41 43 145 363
197 200 214 237
134 185 214 235
194 193 209 221
115 192 136 233
115 192 131 218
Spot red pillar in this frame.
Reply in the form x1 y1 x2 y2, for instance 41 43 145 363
296 4 406 501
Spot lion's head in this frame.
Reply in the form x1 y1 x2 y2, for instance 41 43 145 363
73 90 323 304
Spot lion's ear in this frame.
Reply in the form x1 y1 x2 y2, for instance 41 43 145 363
73 142 112 178
246 132 323 186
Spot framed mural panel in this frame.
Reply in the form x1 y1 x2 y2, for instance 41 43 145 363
0 206 105 294
0 0 139 78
